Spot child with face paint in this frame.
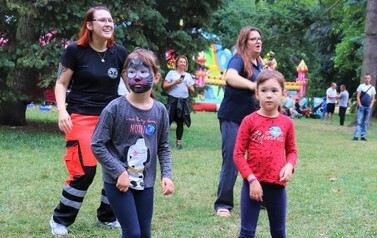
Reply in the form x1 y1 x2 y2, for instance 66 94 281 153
91 48 174 238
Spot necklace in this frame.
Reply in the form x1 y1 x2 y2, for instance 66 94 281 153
95 50 107 63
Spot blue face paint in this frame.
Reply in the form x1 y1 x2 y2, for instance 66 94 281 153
127 59 154 94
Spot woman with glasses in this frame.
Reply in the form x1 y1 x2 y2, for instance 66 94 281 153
49 6 128 236
215 26 264 217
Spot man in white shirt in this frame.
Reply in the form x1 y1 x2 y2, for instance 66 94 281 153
325 82 337 124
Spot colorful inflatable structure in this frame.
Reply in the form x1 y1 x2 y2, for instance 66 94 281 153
193 37 232 111
164 31 309 112
285 60 309 97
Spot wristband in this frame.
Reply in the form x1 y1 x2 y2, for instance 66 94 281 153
248 177 258 184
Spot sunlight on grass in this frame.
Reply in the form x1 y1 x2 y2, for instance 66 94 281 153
0 108 376 237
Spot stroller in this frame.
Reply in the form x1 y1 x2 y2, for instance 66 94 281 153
310 97 325 119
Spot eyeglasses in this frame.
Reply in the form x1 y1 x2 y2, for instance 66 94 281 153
249 37 263 42
92 18 114 23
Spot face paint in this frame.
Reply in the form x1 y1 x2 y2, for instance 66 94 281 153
127 59 154 94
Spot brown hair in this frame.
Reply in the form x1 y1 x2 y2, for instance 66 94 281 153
76 6 115 47
235 26 262 78
175 55 189 70
256 69 285 90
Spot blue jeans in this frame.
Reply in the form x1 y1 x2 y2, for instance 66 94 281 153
214 120 239 212
354 106 371 138
239 180 287 238
104 183 154 238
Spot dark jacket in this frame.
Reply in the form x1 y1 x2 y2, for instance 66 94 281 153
166 95 191 127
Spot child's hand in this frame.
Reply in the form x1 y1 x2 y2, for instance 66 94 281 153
116 171 130 192
161 178 174 195
249 180 263 202
279 163 294 182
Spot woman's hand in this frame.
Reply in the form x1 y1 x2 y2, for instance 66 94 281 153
116 171 130 192
58 109 72 133
176 78 183 84
279 163 294 182
161 177 174 195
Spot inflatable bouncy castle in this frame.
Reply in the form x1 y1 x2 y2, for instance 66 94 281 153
285 60 309 97
193 33 233 111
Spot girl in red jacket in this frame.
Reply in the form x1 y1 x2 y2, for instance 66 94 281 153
233 70 298 238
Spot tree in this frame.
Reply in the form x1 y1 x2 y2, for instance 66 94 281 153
0 0 224 126
210 0 370 99
361 0 377 117
333 0 366 95
210 0 330 95
361 0 377 84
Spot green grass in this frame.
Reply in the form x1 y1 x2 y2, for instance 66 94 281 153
0 106 376 237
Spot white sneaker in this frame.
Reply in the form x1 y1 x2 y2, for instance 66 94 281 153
50 216 68 236
97 219 121 228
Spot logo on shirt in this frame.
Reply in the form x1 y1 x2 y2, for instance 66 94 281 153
269 126 282 138
251 126 283 142
145 123 156 136
108 68 118 79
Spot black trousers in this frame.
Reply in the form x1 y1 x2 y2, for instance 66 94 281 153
339 106 347 126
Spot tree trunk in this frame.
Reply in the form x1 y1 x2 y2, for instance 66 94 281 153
0 66 38 126
0 14 39 126
362 0 377 118
0 100 28 126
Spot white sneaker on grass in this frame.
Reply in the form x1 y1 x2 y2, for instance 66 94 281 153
49 216 68 236
97 219 121 228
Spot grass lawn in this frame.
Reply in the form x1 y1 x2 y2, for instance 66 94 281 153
0 106 376 238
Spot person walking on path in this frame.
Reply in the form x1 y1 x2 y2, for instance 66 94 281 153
50 6 128 236
233 70 298 238
353 74 376 141
337 84 349 126
215 26 264 217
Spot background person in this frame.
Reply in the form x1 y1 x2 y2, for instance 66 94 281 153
233 70 298 238
50 6 128 236
215 26 264 217
282 95 303 119
163 55 195 149
353 74 376 141
321 97 327 121
337 84 349 126
324 82 337 124
91 48 174 238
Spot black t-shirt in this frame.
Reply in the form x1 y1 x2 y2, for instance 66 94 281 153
62 42 128 115
218 55 263 124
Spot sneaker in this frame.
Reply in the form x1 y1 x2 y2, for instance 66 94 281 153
50 217 68 236
361 137 367 141
352 137 358 141
97 219 121 228
176 144 183 150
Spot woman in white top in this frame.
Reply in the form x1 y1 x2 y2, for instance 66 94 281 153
163 55 195 149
